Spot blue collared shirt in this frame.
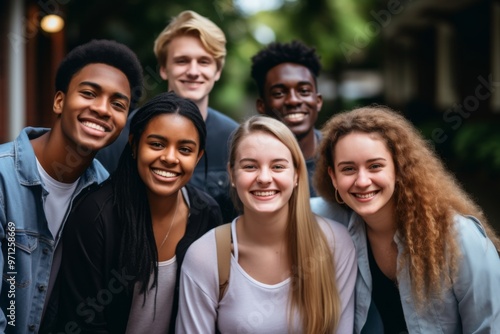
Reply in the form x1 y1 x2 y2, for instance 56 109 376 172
0 127 109 333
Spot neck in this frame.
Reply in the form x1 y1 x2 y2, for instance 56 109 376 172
195 97 209 120
362 209 397 238
31 128 95 183
296 129 317 160
149 190 181 221
237 210 289 246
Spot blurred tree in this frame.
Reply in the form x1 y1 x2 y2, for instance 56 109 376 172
64 0 380 121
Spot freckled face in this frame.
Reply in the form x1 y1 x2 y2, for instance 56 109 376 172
231 131 298 216
135 113 203 200
328 132 396 224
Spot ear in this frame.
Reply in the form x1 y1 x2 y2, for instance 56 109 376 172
53 91 65 115
214 67 222 82
327 166 338 189
316 93 323 113
293 172 298 188
196 149 204 164
227 163 235 187
256 98 266 115
159 66 168 81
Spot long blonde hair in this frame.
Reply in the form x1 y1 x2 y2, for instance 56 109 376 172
229 115 340 333
315 105 500 307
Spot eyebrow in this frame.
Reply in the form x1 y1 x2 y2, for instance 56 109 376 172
336 157 387 167
270 81 314 90
146 134 198 146
239 158 290 164
79 81 130 103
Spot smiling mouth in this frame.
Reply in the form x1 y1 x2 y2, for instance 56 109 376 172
252 190 278 197
82 121 107 132
152 169 179 178
353 191 377 199
283 112 307 122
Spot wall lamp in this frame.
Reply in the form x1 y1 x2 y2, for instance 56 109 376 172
40 14 65 33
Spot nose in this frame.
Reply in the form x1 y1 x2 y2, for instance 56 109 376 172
355 169 372 188
186 60 200 77
284 90 301 107
90 96 111 118
256 167 272 185
160 147 179 165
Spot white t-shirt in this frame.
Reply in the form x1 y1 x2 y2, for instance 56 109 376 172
126 256 177 334
176 217 357 334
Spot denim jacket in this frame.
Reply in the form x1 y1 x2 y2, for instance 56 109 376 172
349 213 500 334
0 127 109 333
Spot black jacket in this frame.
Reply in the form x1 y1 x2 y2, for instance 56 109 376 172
52 180 223 333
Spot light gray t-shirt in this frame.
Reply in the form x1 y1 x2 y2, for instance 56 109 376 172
176 217 357 333
126 256 177 333
37 158 79 316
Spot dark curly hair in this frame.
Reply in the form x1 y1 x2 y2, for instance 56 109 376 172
55 39 144 108
250 40 322 97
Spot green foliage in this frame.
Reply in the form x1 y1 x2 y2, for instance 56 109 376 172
452 122 500 173
65 0 379 119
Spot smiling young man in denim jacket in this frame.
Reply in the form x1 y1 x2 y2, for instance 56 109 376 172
0 39 143 333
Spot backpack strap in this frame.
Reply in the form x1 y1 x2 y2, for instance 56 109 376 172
215 223 232 302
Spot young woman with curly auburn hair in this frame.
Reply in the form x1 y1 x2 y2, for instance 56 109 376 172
313 105 500 333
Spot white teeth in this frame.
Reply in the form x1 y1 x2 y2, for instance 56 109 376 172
82 121 106 132
152 169 177 178
253 191 277 197
284 113 306 121
355 192 376 199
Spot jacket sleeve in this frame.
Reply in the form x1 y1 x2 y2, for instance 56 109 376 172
54 190 120 334
454 215 500 332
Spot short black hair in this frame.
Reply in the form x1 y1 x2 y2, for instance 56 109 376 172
250 40 322 97
55 39 144 108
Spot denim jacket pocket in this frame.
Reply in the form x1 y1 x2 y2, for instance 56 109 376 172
2 232 38 288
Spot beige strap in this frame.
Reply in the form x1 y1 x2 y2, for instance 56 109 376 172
215 223 232 302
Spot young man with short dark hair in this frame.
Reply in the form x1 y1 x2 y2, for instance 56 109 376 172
251 40 323 196
0 39 143 333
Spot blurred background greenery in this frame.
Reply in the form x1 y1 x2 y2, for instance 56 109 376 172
2 0 499 228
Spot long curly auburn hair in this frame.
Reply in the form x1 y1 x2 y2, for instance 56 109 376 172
314 105 500 307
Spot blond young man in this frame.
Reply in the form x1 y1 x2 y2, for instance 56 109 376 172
98 11 238 222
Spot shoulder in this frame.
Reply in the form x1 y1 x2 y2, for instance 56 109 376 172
87 158 110 183
207 108 238 129
70 180 115 223
454 215 499 256
310 197 351 227
317 216 355 253
183 228 218 274
186 184 220 209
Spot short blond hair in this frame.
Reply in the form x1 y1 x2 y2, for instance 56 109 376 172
153 10 226 70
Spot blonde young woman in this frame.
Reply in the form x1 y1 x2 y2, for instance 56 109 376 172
176 115 357 333
313 106 500 333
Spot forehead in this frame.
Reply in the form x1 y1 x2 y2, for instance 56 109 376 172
167 35 214 59
265 62 315 87
145 113 196 133
237 131 292 159
335 132 390 157
69 63 130 93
